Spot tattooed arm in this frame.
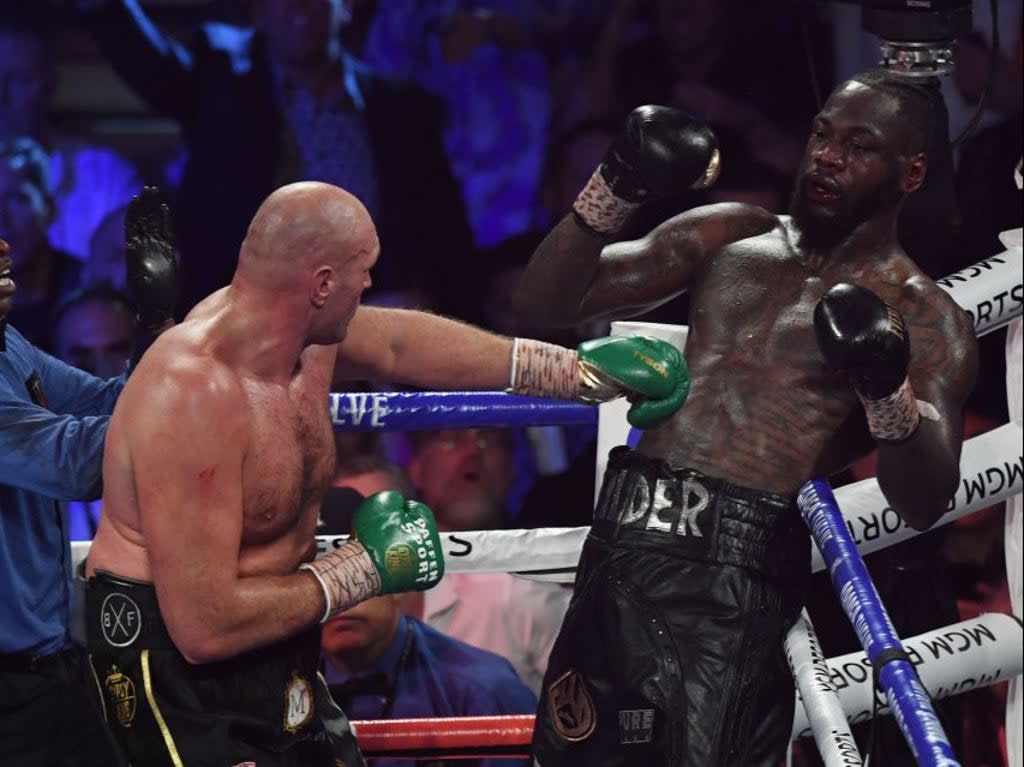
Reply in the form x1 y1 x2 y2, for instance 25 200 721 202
875 279 979 530
515 202 778 327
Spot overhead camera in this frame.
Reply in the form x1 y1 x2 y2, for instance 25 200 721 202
859 0 973 76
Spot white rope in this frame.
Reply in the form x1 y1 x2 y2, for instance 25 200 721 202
936 246 1022 336
69 423 1021 578
789 611 1023 740
809 421 1022 572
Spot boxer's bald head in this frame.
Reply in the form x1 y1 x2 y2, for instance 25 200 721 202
237 182 379 342
240 182 373 277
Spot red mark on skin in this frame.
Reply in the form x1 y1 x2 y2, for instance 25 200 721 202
198 467 216 482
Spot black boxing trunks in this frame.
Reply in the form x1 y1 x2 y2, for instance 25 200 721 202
85 571 363 767
534 447 811 767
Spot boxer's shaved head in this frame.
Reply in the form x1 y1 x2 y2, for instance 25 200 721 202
238 181 374 288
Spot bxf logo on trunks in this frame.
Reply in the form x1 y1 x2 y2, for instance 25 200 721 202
597 473 709 539
100 594 143 648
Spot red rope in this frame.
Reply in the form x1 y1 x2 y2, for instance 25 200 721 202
352 714 536 760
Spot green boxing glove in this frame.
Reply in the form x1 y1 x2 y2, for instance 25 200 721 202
353 490 445 594
577 336 691 429
301 491 444 622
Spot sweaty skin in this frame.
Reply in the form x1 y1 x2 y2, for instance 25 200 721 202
87 183 514 663
517 82 977 531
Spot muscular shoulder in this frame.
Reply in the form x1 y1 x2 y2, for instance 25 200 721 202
897 271 978 394
900 271 975 340
127 327 245 427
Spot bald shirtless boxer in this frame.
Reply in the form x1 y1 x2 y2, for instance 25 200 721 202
517 69 979 766
83 181 692 767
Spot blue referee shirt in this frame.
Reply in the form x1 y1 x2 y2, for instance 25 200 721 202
0 325 124 655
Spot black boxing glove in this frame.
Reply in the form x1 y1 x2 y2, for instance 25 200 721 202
602 105 720 202
814 283 920 441
573 106 719 236
125 186 179 333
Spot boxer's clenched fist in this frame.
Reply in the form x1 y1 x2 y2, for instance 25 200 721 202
352 491 444 593
814 283 920 442
573 106 719 235
576 336 690 429
509 335 690 429
301 491 444 622
601 105 721 202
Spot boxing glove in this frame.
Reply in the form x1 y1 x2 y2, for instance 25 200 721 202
814 283 919 441
125 186 179 332
601 105 720 203
577 336 691 429
352 490 444 594
814 283 909 400
301 491 444 622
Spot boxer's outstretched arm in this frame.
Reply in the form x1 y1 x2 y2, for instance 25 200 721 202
335 306 514 390
517 203 777 327
125 358 326 663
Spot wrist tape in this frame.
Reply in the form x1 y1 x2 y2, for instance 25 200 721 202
508 338 580 400
572 167 641 235
861 378 921 442
300 541 381 623
508 338 626 403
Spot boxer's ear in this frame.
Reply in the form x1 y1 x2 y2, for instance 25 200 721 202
310 266 335 309
900 152 927 195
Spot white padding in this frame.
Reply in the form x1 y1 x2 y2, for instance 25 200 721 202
936 246 1023 336
786 610 864 765
808 421 1022 572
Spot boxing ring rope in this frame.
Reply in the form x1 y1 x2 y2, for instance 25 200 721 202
328 391 596 431
350 715 534 760
800 480 960 765
785 610 863 767
790 612 1023 739
68 248 1021 762
343 608 1024 762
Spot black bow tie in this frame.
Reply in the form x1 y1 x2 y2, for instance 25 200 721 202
329 671 390 710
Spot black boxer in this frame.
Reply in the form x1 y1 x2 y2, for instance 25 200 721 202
85 571 364 767
534 447 811 767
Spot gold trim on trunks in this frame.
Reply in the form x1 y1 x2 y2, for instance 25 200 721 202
142 649 185 767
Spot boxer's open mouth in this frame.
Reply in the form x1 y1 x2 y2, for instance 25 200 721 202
804 174 840 206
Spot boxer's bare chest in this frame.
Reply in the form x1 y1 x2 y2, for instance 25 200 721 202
646 227 885 490
240 361 336 545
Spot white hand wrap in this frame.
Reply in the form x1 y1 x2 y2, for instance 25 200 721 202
507 337 627 403
572 168 641 235
860 377 921 442
300 541 382 623
508 338 580 400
